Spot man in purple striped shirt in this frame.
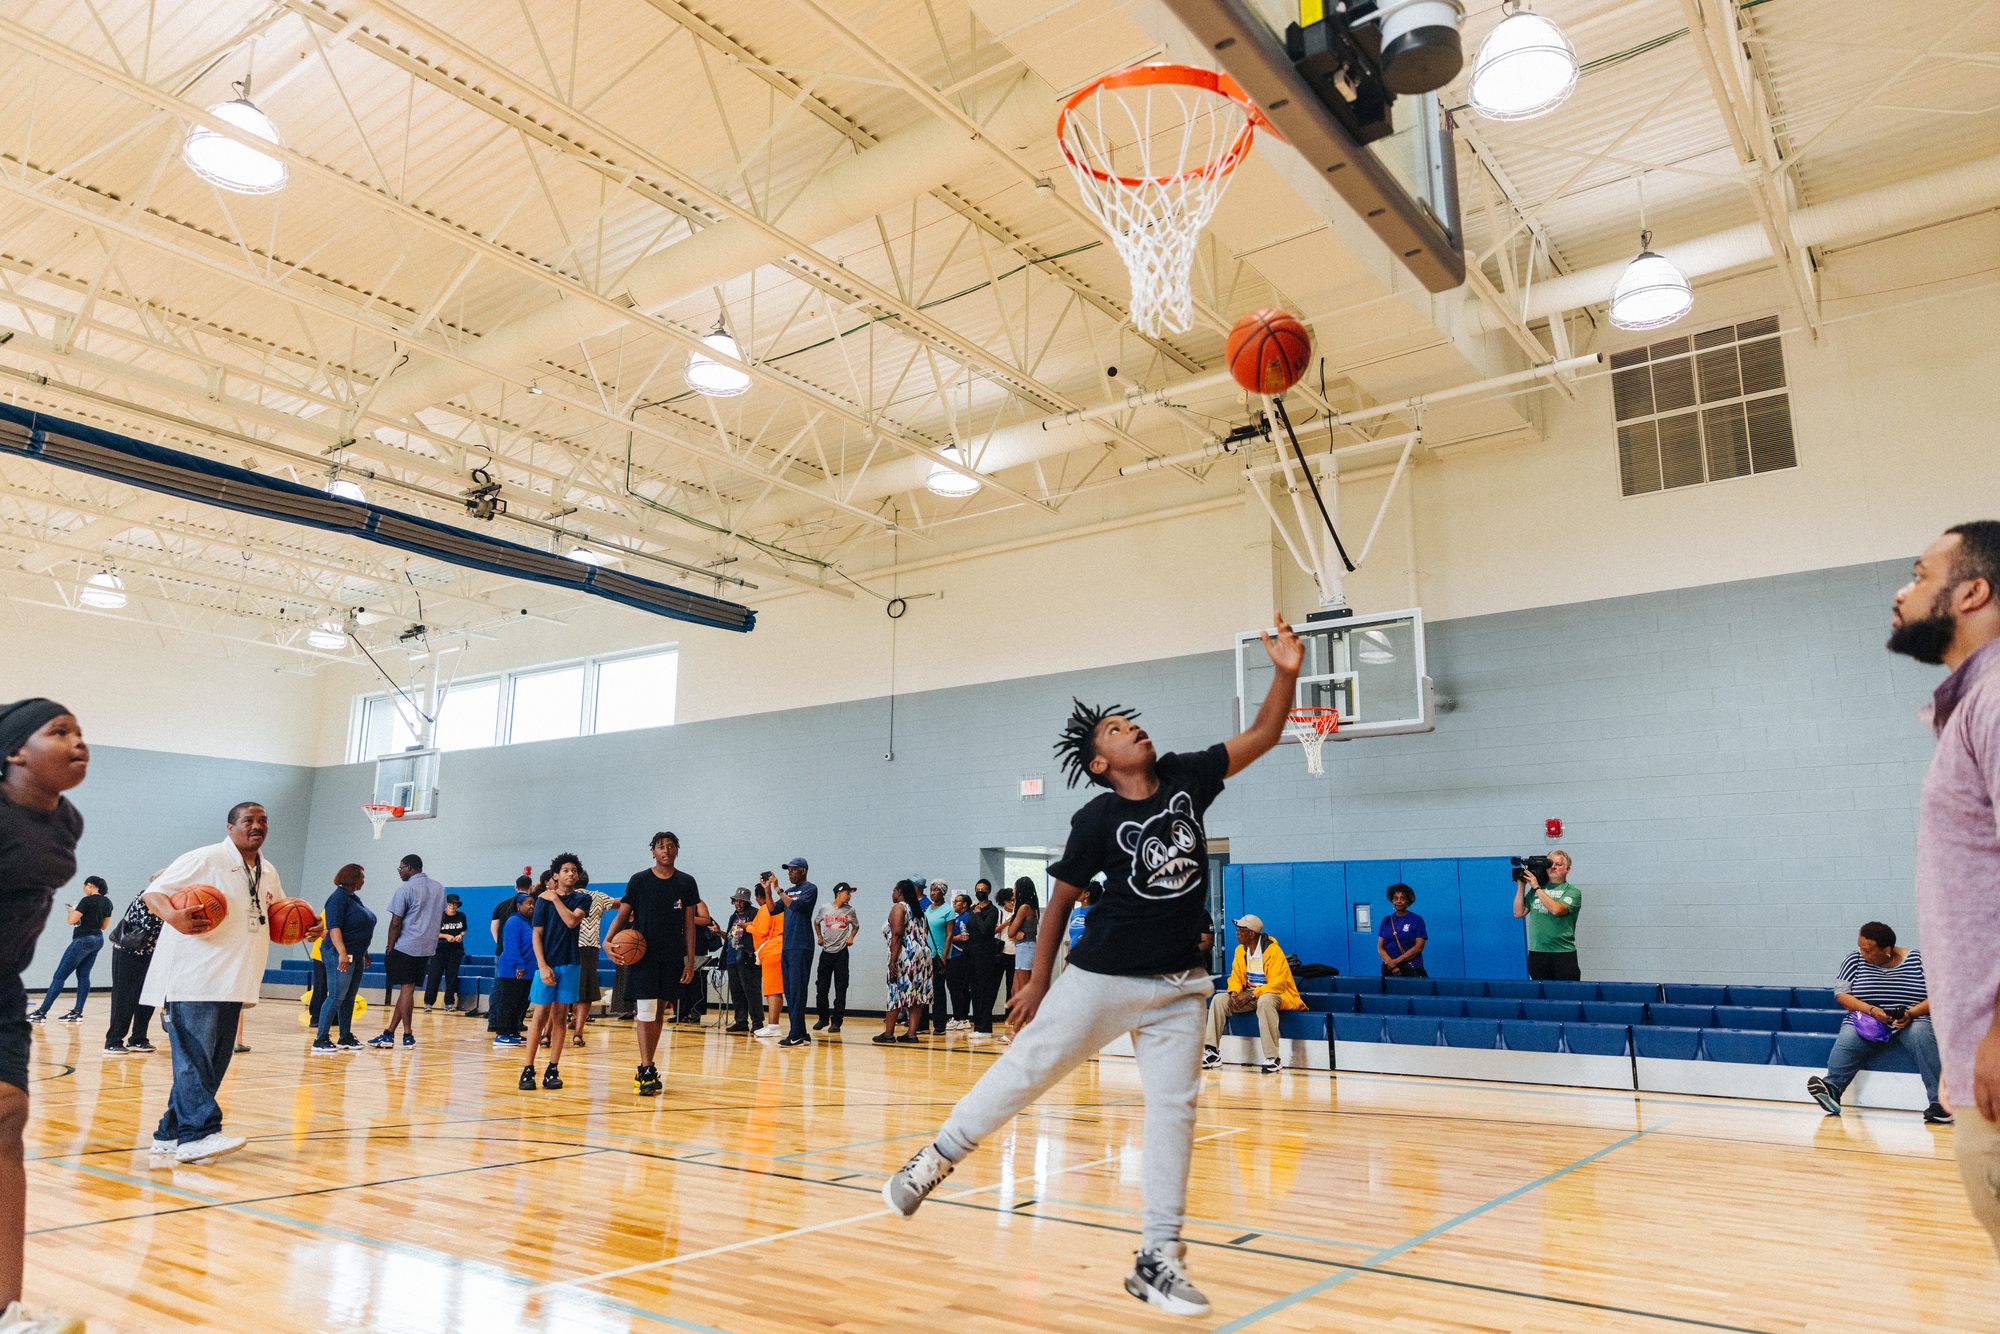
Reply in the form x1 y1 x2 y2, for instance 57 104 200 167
1891 520 2000 1260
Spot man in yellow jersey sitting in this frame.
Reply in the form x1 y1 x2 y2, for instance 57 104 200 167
1201 914 1305 1075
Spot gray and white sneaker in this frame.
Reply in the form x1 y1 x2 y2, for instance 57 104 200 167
176 1132 245 1164
1201 1045 1221 1070
1125 1241 1211 1316
0 1298 86 1333
1805 1075 1841 1117
882 1143 954 1218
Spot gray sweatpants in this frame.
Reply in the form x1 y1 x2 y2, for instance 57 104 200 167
934 964 1210 1249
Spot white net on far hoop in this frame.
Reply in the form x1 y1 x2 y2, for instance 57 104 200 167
1288 708 1340 777
1057 66 1270 338
364 804 400 840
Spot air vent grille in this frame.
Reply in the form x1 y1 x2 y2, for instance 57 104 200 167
1613 316 1794 496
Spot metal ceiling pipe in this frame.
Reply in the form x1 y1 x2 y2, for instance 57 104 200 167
1466 155 2000 332
365 74 1052 423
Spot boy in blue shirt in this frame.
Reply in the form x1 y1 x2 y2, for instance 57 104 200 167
489 894 536 1046
1377 883 1428 977
520 855 586 1090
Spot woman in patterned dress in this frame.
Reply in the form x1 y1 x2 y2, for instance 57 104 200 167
876 880 934 1045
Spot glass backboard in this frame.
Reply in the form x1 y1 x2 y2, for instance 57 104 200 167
373 747 439 821
1235 608 1433 742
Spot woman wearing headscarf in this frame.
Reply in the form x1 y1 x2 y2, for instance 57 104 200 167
0 698 90 1332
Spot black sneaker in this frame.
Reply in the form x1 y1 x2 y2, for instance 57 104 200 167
126 1039 155 1053
635 1065 662 1097
61 1012 84 1024
1805 1075 1841 1117
542 1063 563 1090
1125 1242 1210 1316
1201 1045 1221 1070
518 1064 537 1091
1924 1102 1954 1125
337 1036 365 1051
872 1032 897 1044
778 1035 809 1048
812 1019 828 1031
725 1024 750 1034
102 1042 127 1056
26 1013 44 1024
894 1033 919 1044
310 1038 339 1055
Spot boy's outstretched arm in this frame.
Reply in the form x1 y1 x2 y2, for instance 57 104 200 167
1224 612 1305 777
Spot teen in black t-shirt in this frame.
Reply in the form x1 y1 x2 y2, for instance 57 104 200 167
605 831 701 1097
0 698 89 1331
882 617 1304 1319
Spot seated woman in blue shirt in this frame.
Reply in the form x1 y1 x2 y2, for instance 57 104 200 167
1377 883 1427 978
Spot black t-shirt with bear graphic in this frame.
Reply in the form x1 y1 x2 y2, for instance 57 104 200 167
1050 743 1228 977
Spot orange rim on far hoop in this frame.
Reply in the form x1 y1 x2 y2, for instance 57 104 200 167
1056 65 1279 189
1288 707 1340 735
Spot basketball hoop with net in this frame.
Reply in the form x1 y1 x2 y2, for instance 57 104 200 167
1057 65 1277 338
363 803 404 839
1288 707 1340 776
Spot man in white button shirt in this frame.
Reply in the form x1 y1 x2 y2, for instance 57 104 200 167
141 802 318 1164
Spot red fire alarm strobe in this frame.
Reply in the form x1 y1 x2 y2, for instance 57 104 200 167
1545 819 1562 838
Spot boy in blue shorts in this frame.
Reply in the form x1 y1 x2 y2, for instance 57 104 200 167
883 615 1303 1317
520 854 587 1090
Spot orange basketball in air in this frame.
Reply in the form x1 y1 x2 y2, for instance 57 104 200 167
1226 308 1312 394
267 897 318 945
605 929 646 967
169 885 228 935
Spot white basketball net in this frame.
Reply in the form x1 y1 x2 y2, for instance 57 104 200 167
1288 710 1339 776
1058 67 1263 338
364 804 396 840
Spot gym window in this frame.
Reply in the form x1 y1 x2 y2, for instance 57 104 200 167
349 645 678 762
1611 315 1796 497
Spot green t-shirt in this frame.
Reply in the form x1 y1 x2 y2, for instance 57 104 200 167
1525 880 1581 953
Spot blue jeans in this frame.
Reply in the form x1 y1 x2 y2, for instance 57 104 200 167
32 933 103 1017
156 1001 243 1144
782 948 814 1040
1825 1016 1941 1104
317 959 365 1042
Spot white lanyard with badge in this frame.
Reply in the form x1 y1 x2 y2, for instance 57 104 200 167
242 855 268 933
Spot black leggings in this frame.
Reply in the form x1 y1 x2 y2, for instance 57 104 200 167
424 944 464 1007
970 952 1002 1034
105 947 154 1046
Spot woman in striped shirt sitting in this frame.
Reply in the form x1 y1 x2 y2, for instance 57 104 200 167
1807 920 1948 1124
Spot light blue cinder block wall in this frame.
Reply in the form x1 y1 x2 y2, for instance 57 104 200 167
29 746 315 990
287 555 1941 1007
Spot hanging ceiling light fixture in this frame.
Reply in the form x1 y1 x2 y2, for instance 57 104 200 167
1468 1 1578 122
684 321 751 398
926 446 982 498
79 571 127 609
566 545 611 566
306 620 348 651
325 469 365 502
1608 176 1693 330
182 76 289 195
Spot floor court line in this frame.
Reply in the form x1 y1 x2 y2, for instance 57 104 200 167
1208 1124 1664 1332
533 1126 1247 1293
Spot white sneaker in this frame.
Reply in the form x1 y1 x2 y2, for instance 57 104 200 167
1259 1057 1283 1075
968 1032 990 1043
148 1136 175 1157
753 1025 779 1037
0 1299 86 1333
882 1143 955 1218
175 1132 245 1164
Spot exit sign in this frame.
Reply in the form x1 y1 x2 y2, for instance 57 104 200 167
1019 774 1045 800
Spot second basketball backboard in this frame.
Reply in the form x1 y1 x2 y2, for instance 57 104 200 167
1235 608 1435 742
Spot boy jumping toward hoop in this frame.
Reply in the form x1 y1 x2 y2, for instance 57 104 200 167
883 614 1303 1316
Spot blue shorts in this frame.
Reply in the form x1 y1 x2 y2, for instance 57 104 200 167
1014 941 1037 972
529 964 582 1005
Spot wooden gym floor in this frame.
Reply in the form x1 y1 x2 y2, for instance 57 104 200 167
19 999 1999 1333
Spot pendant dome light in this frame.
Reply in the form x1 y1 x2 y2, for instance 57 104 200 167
1608 176 1693 331
926 446 982 498
79 571 127 609
326 467 365 503
182 76 289 195
306 620 348 651
685 321 751 398
1468 1 1578 122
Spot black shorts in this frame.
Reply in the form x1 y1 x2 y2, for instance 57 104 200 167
0 972 28 1094
1526 950 1581 982
623 954 689 1002
385 949 427 988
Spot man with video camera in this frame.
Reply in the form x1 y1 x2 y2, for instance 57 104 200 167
1512 850 1581 982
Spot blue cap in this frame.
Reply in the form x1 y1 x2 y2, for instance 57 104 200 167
783 857 809 870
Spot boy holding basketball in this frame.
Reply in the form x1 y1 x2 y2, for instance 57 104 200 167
606 831 701 1096
883 615 1303 1317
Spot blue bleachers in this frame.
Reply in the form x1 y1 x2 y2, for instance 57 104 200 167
1487 980 1539 1001
1775 1032 1836 1067
1434 979 1488 999
1359 994 1412 1016
1726 985 1793 1008
1441 1017 1499 1049
1539 981 1597 1002
1727 1007 1785 1031
1384 1015 1440 1046
1411 996 1464 1017
1664 983 1729 1006
1702 1029 1775 1064
1465 998 1522 1021
1332 976 1384 994
1634 1026 1703 1061
1583 1001 1645 1026
1297 975 1337 993
1383 976 1435 996
1502 1019 1562 1053
1792 987 1840 1010
1280 1013 1330 1041
1563 1022 1629 1057
1784 1008 1844 1033
1333 1013 1384 1043
1596 982 1660 1004
1650 1003 1715 1028
1304 993 1357 1013
1522 999 1582 1023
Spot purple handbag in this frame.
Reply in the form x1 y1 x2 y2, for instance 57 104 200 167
1852 1011 1892 1042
